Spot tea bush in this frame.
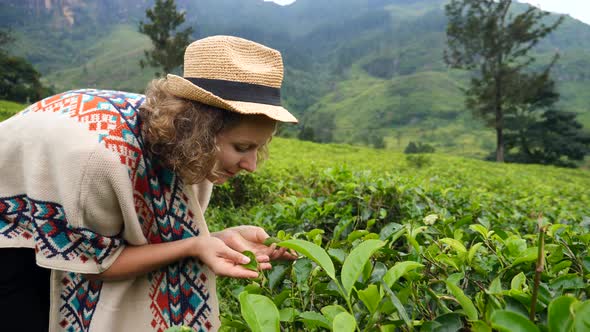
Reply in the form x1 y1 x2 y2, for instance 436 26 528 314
208 138 590 331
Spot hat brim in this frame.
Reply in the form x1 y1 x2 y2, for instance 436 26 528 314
166 74 298 123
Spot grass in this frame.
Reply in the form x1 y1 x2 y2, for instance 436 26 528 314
0 100 25 122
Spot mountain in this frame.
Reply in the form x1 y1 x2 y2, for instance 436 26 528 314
1 0 589 157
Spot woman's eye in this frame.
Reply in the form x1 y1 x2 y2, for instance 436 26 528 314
234 144 250 152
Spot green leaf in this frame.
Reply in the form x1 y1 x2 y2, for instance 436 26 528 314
328 248 347 265
429 313 463 332
267 264 288 290
470 224 490 239
511 272 527 291
470 320 492 332
341 239 385 296
278 239 336 280
263 237 281 246
573 300 590 332
293 258 313 289
279 307 299 322
468 242 483 264
381 280 412 328
332 312 357 332
550 274 586 290
505 237 527 257
297 311 332 330
347 229 369 242
239 293 280 332
306 228 325 239
440 238 467 254
379 222 403 241
488 277 503 295
383 261 424 288
357 284 381 315
241 251 258 271
547 295 576 332
490 310 540 332
445 281 478 321
321 304 347 322
550 260 572 274
511 247 538 266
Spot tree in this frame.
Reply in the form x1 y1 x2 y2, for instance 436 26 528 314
444 0 563 162
139 0 193 76
404 141 435 154
503 110 590 167
298 125 315 142
0 29 50 103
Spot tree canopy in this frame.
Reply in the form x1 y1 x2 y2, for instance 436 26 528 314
139 0 193 76
444 0 564 162
0 29 50 103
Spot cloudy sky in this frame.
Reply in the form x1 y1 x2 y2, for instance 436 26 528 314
517 0 590 25
264 0 590 25
264 0 296 5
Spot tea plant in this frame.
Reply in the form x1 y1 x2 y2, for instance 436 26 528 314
207 138 590 331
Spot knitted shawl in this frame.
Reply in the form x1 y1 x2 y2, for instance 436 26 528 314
0 90 220 331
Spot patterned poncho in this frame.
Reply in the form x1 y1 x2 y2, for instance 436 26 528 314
0 90 220 331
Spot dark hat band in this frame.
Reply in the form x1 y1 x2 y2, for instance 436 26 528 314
185 77 281 106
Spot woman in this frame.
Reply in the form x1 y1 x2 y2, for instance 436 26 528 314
0 35 297 331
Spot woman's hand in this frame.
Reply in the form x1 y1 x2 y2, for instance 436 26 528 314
190 236 260 279
212 226 297 270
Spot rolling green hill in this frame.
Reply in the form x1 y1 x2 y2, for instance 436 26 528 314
2 0 589 159
42 25 158 93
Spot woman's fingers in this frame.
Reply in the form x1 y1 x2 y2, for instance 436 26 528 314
259 262 272 270
220 246 252 265
256 254 270 263
219 264 259 279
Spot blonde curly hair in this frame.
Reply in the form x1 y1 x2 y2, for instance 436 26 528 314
139 79 272 184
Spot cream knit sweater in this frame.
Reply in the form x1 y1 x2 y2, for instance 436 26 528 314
0 90 220 331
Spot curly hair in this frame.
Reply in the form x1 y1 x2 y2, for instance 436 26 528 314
139 79 272 184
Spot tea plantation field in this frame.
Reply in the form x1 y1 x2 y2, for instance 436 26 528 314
209 138 590 332
2 102 588 331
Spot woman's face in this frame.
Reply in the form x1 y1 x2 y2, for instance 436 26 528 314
208 115 276 184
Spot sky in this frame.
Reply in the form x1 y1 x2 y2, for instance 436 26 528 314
264 0 296 5
517 0 590 25
264 0 590 26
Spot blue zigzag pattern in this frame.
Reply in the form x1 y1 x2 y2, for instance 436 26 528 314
59 273 103 332
0 194 120 332
0 194 123 264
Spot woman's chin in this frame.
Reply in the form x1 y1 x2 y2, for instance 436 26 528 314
208 175 229 185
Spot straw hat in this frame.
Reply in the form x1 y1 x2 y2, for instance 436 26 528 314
166 35 298 123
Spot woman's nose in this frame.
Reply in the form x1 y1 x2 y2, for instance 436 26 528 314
239 151 257 173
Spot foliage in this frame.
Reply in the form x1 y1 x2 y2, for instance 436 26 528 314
405 154 433 169
138 0 193 76
0 28 52 103
208 137 590 331
404 141 435 154
444 0 564 162
502 110 590 167
0 100 24 122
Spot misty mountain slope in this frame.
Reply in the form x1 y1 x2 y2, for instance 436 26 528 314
1 0 589 155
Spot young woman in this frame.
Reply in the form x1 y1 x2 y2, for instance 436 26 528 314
0 35 297 331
